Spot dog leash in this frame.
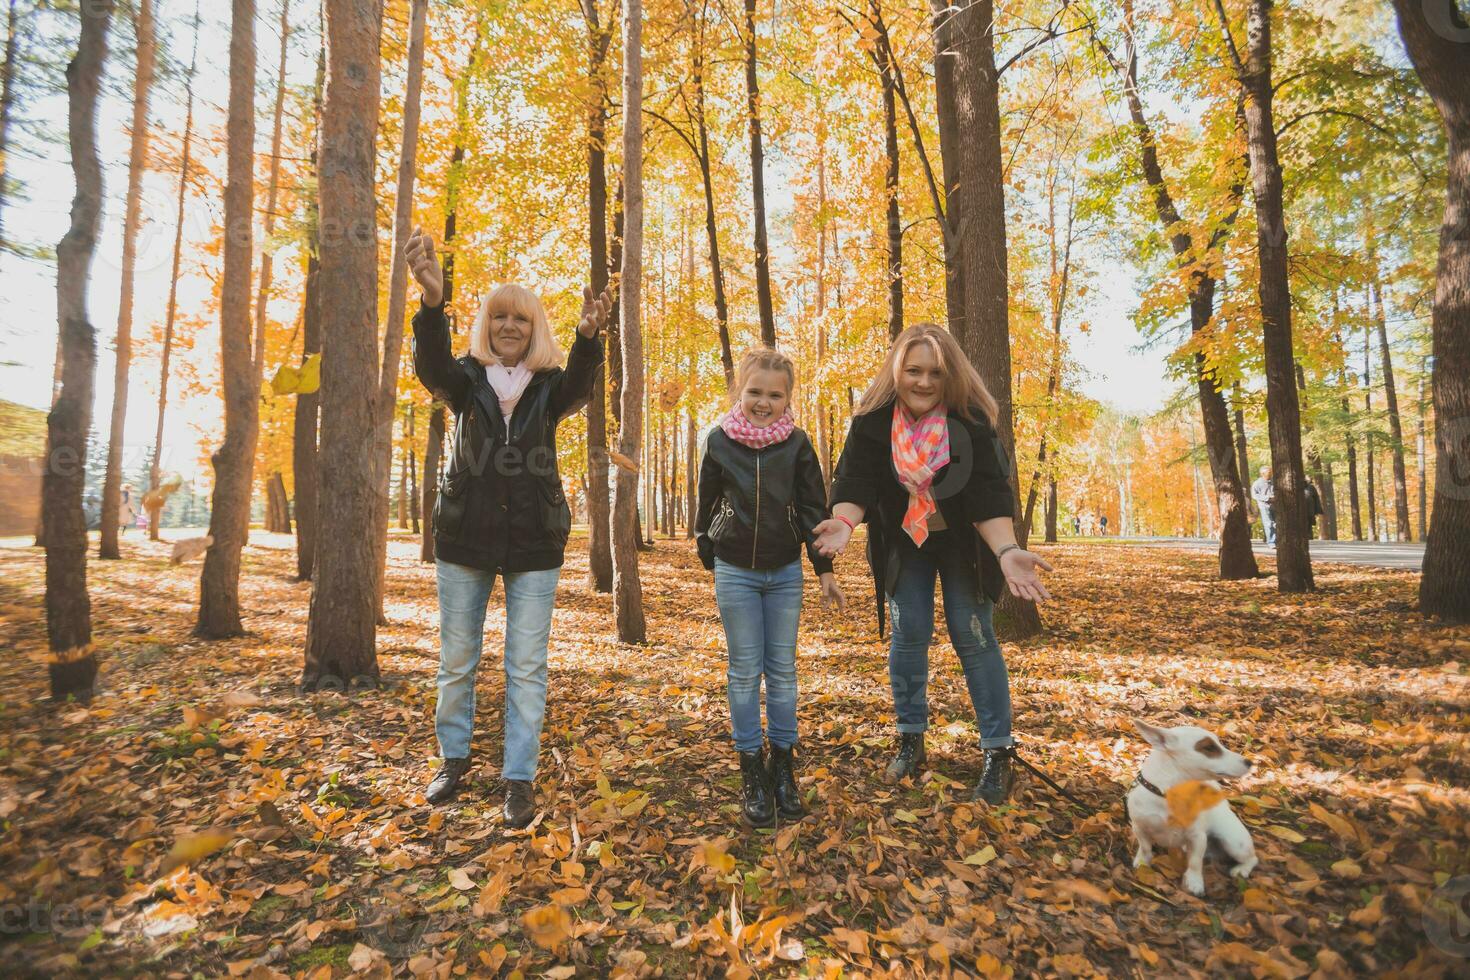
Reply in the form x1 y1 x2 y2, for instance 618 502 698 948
1008 745 1090 810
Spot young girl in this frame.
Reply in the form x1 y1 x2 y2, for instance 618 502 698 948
695 348 845 827
813 324 1052 804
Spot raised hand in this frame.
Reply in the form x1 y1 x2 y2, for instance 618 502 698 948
578 283 616 338
404 225 444 308
1000 548 1054 603
812 517 852 558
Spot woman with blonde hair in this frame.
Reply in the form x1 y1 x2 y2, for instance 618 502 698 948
813 323 1052 804
404 226 613 826
695 347 844 827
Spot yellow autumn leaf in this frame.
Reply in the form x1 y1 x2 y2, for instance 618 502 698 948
159 829 232 875
963 844 997 866
1165 780 1227 827
609 450 639 473
521 904 572 951
1266 825 1306 843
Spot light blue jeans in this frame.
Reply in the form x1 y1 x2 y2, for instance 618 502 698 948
713 558 803 753
435 558 561 780
889 539 1014 748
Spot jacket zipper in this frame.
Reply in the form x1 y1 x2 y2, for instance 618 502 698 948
752 448 762 565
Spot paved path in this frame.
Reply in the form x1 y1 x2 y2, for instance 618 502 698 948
1097 537 1425 571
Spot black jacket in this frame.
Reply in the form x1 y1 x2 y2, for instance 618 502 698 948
411 301 603 573
695 426 834 576
829 400 1015 633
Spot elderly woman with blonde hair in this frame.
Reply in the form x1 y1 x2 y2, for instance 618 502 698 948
404 226 613 827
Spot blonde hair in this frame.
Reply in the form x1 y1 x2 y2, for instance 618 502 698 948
732 346 797 402
469 283 564 371
854 322 1000 427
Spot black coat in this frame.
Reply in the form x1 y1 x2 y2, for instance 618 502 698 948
829 400 1015 633
411 301 603 573
694 426 833 575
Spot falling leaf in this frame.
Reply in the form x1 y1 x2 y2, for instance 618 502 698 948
1165 780 1227 827
159 829 232 875
521 904 572 951
609 450 640 473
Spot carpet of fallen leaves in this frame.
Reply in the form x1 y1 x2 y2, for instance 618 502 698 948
0 529 1468 979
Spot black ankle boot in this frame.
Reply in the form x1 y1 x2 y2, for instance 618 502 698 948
768 744 805 820
426 757 471 804
973 746 1016 805
884 732 926 783
739 750 775 827
503 779 536 829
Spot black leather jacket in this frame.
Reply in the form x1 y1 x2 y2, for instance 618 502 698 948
411 301 603 573
695 426 833 575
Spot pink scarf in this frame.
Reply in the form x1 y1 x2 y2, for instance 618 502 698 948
720 405 795 449
891 404 951 546
485 362 534 421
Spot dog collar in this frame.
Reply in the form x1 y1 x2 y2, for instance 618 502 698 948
1133 773 1166 798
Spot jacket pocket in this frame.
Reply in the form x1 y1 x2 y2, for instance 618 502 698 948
540 480 572 546
434 468 470 538
709 498 734 544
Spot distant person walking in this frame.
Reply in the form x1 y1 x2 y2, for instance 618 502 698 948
1251 465 1275 546
119 485 140 536
1071 515 1080 536
1099 515 1108 536
1304 480 1324 539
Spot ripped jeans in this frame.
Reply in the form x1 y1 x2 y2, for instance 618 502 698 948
888 536 1013 748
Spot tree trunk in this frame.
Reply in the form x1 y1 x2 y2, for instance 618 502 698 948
1213 0 1312 591
946 0 1041 637
197 0 261 638
406 402 420 534
98 0 155 560
1417 365 1427 542
870 2 903 338
692 35 733 387
613 0 647 643
293 41 325 579
1344 392 1362 540
815 146 831 486
1044 476 1057 543
1392 0 1470 621
370 0 428 623
302 0 384 688
396 439 408 529
251 0 291 387
149 1 200 542
1233 383 1251 497
1097 11 1257 577
583 0 614 593
1373 280 1412 541
743 0 775 347
0 0 20 248
928 0 966 330
1320 459 1337 540
1364 318 1378 541
45 0 112 701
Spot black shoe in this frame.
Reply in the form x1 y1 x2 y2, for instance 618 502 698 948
503 779 536 829
972 746 1016 805
739 750 776 827
884 732 926 783
426 757 471 804
768 744 805 821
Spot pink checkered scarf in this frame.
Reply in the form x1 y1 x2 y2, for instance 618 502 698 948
720 405 795 449
892 404 951 546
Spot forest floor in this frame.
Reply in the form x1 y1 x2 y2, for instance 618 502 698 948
0 530 1468 978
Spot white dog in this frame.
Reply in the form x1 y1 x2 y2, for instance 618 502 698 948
1126 720 1257 897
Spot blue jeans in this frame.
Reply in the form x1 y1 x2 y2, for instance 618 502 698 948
1259 504 1276 545
888 539 1013 748
435 559 561 780
713 558 803 753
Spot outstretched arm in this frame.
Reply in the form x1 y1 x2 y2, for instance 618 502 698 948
548 284 614 420
405 227 468 412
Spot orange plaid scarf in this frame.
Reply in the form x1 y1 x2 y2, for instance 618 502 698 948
891 404 951 546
